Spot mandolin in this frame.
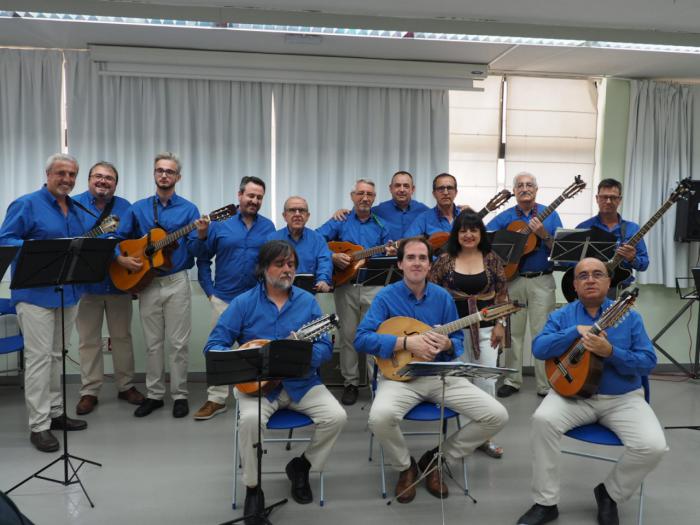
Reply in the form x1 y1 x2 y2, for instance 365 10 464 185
109 204 237 294
374 302 523 381
545 289 638 398
236 314 339 395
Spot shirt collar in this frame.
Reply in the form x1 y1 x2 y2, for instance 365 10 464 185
399 279 429 302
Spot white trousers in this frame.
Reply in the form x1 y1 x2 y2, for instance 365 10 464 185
76 293 135 396
138 271 191 400
462 326 498 397
531 388 668 505
368 375 509 472
206 294 232 404
237 385 348 487
505 274 556 392
333 284 380 386
16 302 77 432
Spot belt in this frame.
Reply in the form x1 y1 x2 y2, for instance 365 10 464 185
519 270 553 279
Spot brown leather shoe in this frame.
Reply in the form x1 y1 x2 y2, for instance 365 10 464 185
118 386 145 405
418 448 448 499
30 430 59 453
76 395 98 415
395 457 418 503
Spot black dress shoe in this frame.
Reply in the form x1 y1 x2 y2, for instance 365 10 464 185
517 503 559 525
243 487 265 525
134 398 164 417
594 483 619 525
50 415 87 431
497 384 520 398
285 455 313 504
30 430 59 453
341 385 359 405
172 399 189 418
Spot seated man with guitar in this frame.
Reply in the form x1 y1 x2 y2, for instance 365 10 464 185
355 238 509 503
204 240 346 517
517 257 666 525
487 172 569 398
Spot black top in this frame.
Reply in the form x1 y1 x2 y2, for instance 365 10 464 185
452 270 495 327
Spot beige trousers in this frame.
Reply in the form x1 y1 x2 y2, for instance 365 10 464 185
504 273 556 392
333 284 381 386
138 271 191 400
76 293 135 396
16 302 77 432
206 294 232 404
462 326 498 397
531 388 668 505
368 375 509 472
237 385 348 487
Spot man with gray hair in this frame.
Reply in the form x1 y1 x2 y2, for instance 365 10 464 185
0 153 90 452
317 179 391 405
487 172 562 398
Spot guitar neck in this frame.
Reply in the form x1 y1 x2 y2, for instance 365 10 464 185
152 222 197 252
477 207 489 219
430 311 482 337
83 225 103 239
352 243 388 261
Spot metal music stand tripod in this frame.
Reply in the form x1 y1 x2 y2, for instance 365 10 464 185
206 339 312 525
5 237 117 507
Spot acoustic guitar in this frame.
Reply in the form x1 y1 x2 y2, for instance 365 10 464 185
560 179 693 302
236 313 339 395
83 215 120 238
109 204 237 293
374 302 523 381
502 175 586 280
545 288 638 398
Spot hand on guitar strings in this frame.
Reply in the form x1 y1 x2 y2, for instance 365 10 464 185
577 325 613 358
616 243 636 263
194 215 211 239
528 217 548 239
332 252 352 270
384 242 397 256
117 254 143 272
405 332 451 361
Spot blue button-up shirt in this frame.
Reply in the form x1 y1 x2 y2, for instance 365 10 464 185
116 193 200 276
533 299 656 395
73 191 132 296
204 282 332 402
316 210 390 248
192 213 276 301
577 214 649 284
267 226 333 286
355 280 464 361
372 199 430 240
405 205 461 237
0 186 91 308
487 204 562 273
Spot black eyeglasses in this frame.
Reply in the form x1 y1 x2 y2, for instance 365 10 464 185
154 168 179 176
597 194 621 202
575 271 610 282
285 207 309 214
434 185 456 193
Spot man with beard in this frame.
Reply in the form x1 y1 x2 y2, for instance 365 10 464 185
115 152 204 418
73 161 145 415
191 176 275 420
487 172 561 398
405 173 462 237
0 153 90 452
204 240 346 518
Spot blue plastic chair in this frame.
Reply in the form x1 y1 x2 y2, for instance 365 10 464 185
232 402 325 509
0 299 24 381
561 377 650 525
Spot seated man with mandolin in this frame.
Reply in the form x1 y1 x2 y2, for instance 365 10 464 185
517 257 667 525
355 238 508 503
204 240 346 518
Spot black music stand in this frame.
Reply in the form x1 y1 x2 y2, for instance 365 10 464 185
207 340 312 525
0 246 20 278
488 230 528 264
5 237 117 507
355 257 403 287
550 228 617 264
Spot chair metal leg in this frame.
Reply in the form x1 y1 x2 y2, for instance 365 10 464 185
232 404 239 510
319 471 325 507
638 480 644 525
379 444 387 498
368 432 374 462
286 428 294 451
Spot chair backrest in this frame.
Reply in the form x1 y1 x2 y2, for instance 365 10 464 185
0 299 22 356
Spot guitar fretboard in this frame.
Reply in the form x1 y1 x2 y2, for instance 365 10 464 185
352 244 389 261
518 196 566 234
152 222 198 252
428 311 482 336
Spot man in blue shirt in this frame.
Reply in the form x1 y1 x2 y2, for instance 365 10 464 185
576 179 649 292
115 152 203 419
330 171 430 240
405 173 462 238
317 179 391 405
355 238 508 503
487 172 562 398
516 258 667 525
0 153 90 452
267 196 333 293
73 161 145 416
204 240 346 517
191 176 276 421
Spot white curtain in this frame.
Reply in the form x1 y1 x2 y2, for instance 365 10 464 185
624 80 693 287
0 49 63 220
272 84 449 228
64 51 273 217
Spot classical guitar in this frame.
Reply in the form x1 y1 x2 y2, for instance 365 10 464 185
545 288 638 398
502 175 586 280
82 215 120 238
236 313 339 395
374 302 523 382
109 204 237 293
561 179 694 302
